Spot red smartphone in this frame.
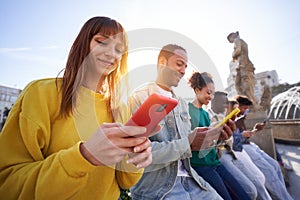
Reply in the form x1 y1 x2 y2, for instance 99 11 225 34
126 93 178 137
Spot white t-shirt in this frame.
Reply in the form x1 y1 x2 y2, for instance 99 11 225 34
156 86 190 177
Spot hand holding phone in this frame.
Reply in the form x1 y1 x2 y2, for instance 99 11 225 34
262 117 269 123
214 108 240 128
253 121 266 132
126 93 178 137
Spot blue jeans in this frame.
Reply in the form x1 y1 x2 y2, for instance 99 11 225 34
220 150 272 200
163 176 222 200
243 143 293 200
193 164 251 200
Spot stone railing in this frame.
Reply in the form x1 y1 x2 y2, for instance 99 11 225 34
270 119 300 144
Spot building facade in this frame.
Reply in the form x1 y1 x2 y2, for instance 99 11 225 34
0 85 22 123
225 66 279 103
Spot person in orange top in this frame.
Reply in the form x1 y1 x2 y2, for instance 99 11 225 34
0 16 152 200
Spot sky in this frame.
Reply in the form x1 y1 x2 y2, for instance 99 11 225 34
1 0 300 91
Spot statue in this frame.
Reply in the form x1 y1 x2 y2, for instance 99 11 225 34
260 80 272 111
227 31 259 110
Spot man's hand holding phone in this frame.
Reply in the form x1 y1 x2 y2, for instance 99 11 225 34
214 108 240 128
219 119 236 140
211 108 239 140
253 120 267 132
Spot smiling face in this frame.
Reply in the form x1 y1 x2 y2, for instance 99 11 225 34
85 33 125 81
195 83 215 106
157 49 188 89
60 16 128 116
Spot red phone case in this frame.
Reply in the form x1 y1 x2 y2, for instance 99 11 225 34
126 93 178 137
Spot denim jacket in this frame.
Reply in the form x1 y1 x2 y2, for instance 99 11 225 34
129 82 210 200
233 128 250 152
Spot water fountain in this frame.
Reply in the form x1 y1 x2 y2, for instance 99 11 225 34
268 86 300 143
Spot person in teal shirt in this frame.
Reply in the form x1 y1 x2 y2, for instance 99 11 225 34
188 72 250 200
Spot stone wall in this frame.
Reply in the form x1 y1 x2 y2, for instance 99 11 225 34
271 120 300 144
246 111 276 159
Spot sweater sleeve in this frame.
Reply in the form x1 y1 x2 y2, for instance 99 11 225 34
115 157 144 189
0 80 97 199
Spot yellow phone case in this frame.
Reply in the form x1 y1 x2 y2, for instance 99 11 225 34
215 108 240 128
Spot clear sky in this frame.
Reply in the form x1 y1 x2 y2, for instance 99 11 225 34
1 0 300 90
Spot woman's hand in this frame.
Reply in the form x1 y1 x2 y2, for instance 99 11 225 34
125 125 161 168
189 127 210 151
189 119 236 151
80 123 149 166
127 138 152 168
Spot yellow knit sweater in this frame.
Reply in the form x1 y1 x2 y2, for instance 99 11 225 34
0 78 142 199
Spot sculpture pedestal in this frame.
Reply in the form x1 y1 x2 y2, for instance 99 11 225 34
245 111 276 159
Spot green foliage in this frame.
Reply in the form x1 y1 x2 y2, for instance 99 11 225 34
119 189 132 200
272 81 300 97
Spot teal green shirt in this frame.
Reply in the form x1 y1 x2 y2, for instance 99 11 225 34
188 102 221 166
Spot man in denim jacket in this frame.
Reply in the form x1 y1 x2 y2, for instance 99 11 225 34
129 44 235 200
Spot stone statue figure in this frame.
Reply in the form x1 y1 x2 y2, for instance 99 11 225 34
227 31 259 110
260 80 272 111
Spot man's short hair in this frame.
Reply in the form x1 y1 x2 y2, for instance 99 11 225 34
157 44 186 62
228 98 238 107
235 95 253 106
214 91 228 98
212 91 228 103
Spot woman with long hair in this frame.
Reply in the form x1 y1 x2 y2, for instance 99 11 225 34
0 16 152 199
188 72 250 200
